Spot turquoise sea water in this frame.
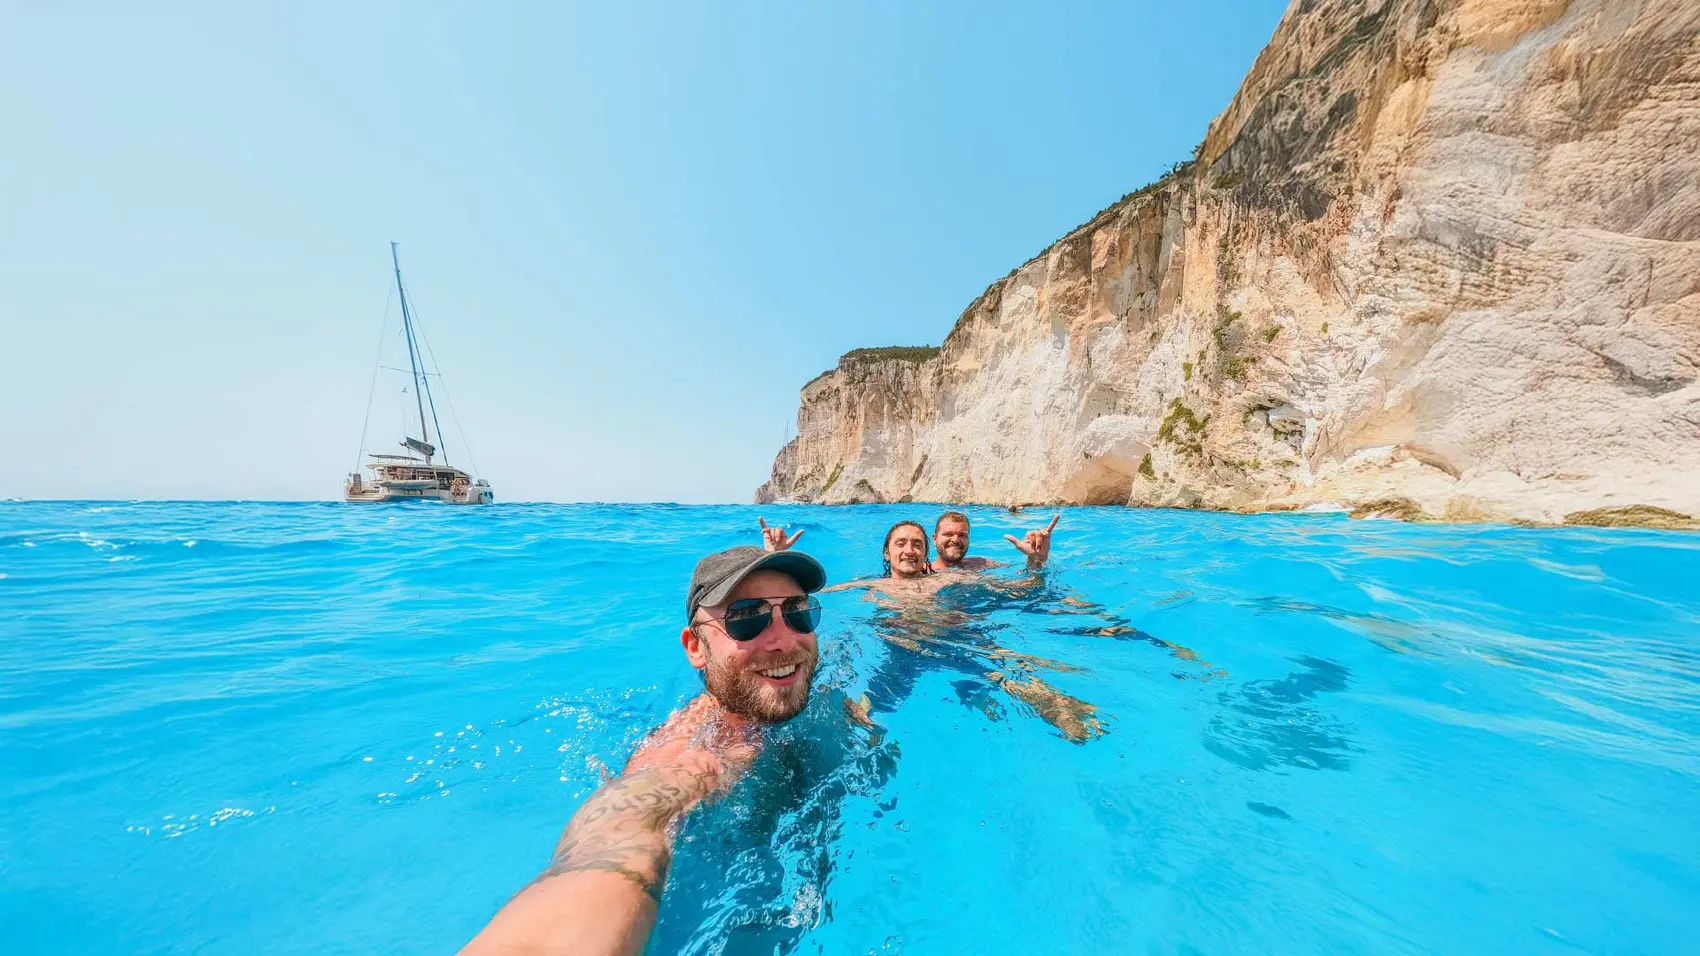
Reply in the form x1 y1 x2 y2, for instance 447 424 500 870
2 501 1698 955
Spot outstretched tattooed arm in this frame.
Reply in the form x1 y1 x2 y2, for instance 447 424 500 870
459 696 756 956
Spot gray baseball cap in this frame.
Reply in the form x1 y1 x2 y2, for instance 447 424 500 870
685 545 827 621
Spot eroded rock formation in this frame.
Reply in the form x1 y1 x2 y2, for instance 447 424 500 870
758 0 1700 525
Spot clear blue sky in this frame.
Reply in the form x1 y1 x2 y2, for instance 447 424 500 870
0 1 1286 502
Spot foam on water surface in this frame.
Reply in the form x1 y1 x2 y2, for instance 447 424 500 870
1 501 1697 955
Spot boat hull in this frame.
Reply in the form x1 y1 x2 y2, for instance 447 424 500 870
344 489 493 504
345 469 493 505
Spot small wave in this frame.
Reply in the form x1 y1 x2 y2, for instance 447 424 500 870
72 531 122 550
1369 694 1700 775
128 805 277 839
374 687 666 806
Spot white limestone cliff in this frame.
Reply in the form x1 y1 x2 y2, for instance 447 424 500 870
758 0 1700 527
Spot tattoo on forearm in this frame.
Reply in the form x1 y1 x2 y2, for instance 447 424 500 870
532 858 665 903
519 765 721 906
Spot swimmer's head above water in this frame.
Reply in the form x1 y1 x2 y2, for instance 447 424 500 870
933 511 972 566
882 521 931 579
683 546 827 723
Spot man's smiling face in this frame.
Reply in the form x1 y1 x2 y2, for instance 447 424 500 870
686 570 818 722
934 517 970 565
885 524 929 577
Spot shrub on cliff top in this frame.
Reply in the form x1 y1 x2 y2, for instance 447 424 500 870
843 345 940 364
800 345 941 391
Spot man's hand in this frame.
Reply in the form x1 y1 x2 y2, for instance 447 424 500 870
844 693 876 729
759 516 805 552
459 695 760 956
1004 514 1060 569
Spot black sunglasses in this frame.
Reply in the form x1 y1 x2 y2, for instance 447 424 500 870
702 595 822 641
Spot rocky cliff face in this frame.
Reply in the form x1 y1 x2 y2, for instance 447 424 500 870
758 0 1700 525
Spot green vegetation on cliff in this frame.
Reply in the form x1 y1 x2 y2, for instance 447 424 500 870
803 345 942 391
843 345 940 363
820 462 845 495
1564 505 1697 530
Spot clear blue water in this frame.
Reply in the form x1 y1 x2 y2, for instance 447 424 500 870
3 502 1698 955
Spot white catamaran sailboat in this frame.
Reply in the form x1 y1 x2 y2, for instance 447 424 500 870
344 243 494 505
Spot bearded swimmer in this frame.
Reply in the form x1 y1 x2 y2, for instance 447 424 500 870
931 510 1059 573
459 546 828 956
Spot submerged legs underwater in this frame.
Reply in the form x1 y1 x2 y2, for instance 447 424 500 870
853 575 1215 743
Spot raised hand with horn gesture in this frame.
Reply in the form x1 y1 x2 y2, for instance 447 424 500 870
1005 513 1060 569
758 516 805 552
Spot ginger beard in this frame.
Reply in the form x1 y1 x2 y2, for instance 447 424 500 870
934 521 969 564
698 627 817 723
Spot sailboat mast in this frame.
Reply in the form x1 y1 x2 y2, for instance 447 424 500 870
391 242 433 463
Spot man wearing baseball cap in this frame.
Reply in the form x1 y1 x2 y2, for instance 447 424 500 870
460 545 829 956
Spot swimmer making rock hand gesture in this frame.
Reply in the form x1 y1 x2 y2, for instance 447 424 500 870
931 510 1059 573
